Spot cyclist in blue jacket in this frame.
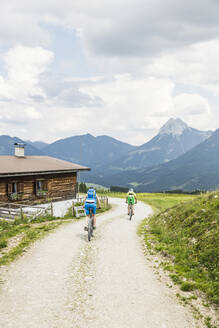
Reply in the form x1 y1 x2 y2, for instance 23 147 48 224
84 187 101 231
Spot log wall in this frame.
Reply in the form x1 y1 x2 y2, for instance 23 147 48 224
0 182 7 202
0 172 77 202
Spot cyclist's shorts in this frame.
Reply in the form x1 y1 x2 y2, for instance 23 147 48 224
127 197 135 205
85 202 97 215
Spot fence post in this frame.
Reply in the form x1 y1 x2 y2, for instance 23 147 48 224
50 202 53 217
72 201 75 217
20 206 23 220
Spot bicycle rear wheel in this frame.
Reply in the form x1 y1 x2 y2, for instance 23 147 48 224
88 219 93 241
129 204 133 220
88 209 94 241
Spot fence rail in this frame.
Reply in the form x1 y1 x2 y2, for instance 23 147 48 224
0 202 52 221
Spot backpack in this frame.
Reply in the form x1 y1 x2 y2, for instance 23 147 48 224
87 188 96 200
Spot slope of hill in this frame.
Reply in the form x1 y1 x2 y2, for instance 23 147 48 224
92 128 219 192
43 134 137 168
96 118 212 175
142 191 219 306
26 140 49 150
0 135 45 156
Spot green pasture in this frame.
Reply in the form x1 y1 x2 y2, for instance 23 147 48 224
101 191 196 213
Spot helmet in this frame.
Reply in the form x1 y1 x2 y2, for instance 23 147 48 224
129 188 134 192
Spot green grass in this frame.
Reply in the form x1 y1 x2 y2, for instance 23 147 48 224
0 222 62 266
141 191 219 305
0 220 31 250
137 193 196 212
100 191 196 212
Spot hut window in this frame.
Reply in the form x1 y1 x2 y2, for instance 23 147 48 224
12 182 17 193
36 180 48 192
7 182 17 194
36 180 43 191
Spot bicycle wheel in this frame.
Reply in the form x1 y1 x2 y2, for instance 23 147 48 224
88 218 93 241
129 205 133 220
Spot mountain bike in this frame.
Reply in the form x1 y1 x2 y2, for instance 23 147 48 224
88 208 94 241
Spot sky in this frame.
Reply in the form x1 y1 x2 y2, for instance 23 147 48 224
0 0 219 145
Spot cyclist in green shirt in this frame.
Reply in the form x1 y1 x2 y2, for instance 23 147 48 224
126 188 137 215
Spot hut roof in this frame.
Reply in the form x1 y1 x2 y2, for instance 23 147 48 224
0 156 90 177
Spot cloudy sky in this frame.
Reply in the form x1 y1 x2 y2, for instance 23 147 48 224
0 0 218 145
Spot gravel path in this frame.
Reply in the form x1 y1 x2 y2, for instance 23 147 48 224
0 198 197 328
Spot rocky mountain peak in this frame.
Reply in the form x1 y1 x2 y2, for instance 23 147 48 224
159 118 188 136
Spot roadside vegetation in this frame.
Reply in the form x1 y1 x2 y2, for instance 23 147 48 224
140 191 219 307
0 216 65 266
0 219 63 266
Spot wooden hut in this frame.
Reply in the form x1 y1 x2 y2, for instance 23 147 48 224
0 143 90 203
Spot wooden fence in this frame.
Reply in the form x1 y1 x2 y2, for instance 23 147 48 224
0 202 52 221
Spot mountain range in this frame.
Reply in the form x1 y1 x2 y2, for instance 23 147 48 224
42 134 136 169
94 118 212 175
90 128 219 192
0 118 217 192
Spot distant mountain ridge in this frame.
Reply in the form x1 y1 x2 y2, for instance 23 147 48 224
0 135 45 156
92 118 212 176
91 128 219 192
25 140 49 150
42 133 137 168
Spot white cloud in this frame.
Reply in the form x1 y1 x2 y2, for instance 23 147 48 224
3 45 54 99
0 46 52 131
0 2 50 47
24 107 43 120
145 40 219 91
172 93 212 130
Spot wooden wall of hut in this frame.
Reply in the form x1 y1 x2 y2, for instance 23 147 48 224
0 172 77 203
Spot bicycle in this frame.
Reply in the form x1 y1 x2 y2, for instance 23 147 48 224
88 208 94 241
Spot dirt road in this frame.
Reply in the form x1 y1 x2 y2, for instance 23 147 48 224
0 198 197 328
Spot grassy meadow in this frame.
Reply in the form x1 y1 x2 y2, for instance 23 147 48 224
101 191 196 213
